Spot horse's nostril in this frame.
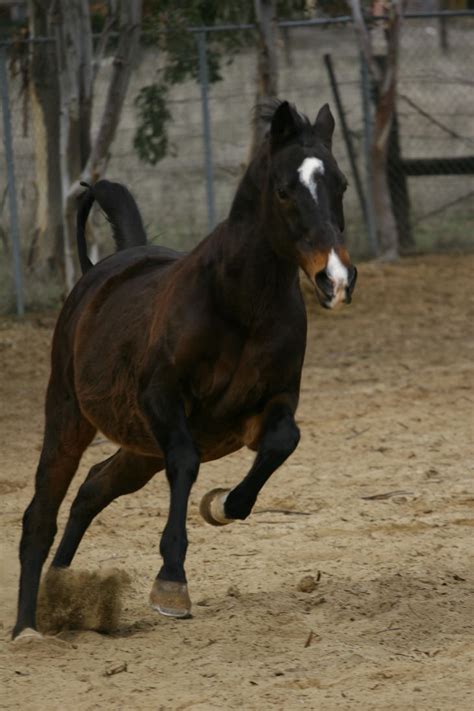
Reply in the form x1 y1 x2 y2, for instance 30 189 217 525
347 265 358 292
315 269 333 298
344 265 357 304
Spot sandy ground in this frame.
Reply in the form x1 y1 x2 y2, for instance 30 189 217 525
0 254 473 711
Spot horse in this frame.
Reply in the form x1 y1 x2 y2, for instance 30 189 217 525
12 100 357 640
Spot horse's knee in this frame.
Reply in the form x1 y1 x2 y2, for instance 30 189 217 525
282 417 300 454
264 414 300 460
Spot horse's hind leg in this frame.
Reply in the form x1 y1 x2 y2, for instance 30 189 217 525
51 449 163 569
13 394 96 640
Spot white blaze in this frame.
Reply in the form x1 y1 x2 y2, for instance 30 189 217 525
326 248 349 307
298 157 325 204
327 248 348 286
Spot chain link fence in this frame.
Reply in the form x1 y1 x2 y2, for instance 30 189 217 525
0 12 473 313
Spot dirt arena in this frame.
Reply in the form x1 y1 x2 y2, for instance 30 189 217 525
1 254 473 710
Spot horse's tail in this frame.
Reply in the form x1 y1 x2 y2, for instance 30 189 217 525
76 180 148 275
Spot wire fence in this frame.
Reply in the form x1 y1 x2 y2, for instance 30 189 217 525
0 12 473 313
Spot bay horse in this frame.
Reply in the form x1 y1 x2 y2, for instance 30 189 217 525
13 101 357 640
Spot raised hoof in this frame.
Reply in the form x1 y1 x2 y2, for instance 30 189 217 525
200 487 234 526
149 579 192 619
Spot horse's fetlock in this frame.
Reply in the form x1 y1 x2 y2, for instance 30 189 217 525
225 494 255 520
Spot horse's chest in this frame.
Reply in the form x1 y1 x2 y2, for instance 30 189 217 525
190 338 286 417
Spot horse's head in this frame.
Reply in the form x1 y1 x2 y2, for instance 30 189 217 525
266 101 357 308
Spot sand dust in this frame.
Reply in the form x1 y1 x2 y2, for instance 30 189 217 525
1 254 473 710
36 568 131 635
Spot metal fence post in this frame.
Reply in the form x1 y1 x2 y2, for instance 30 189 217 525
0 46 24 316
360 52 378 257
197 31 216 232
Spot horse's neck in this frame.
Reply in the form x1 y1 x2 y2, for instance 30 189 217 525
202 167 299 326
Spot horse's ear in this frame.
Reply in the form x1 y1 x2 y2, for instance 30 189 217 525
314 103 335 147
270 101 299 146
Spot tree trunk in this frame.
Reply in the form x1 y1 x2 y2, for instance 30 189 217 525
28 0 141 293
371 63 400 260
384 82 413 252
51 0 91 289
350 0 404 261
27 0 63 276
250 0 278 157
84 0 142 181
62 0 142 288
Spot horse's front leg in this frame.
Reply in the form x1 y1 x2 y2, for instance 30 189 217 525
201 400 300 526
141 385 200 618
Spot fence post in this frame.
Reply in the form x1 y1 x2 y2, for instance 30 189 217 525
196 31 216 232
0 46 24 316
323 53 368 231
359 51 378 257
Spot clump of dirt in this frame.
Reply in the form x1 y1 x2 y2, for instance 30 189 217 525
297 574 320 593
36 567 131 634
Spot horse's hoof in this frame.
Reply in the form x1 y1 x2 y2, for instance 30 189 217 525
149 579 192 618
12 627 43 643
11 629 70 651
200 487 234 526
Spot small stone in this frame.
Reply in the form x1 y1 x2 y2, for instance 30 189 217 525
226 585 241 598
297 575 318 593
196 598 211 606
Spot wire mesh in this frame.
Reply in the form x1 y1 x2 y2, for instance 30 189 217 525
397 16 474 251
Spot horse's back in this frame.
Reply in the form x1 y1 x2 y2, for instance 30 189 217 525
76 245 182 301
57 246 182 330
50 246 182 387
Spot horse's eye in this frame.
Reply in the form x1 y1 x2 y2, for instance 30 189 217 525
277 188 288 201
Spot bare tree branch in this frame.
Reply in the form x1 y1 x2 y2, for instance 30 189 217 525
92 13 116 87
348 0 382 84
84 0 142 182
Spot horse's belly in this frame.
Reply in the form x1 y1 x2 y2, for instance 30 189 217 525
80 395 160 455
190 410 264 461
79 391 256 461
77 354 265 460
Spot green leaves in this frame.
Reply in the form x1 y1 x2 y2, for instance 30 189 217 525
133 0 309 165
133 83 172 165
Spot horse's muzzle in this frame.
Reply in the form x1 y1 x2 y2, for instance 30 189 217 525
315 264 357 309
